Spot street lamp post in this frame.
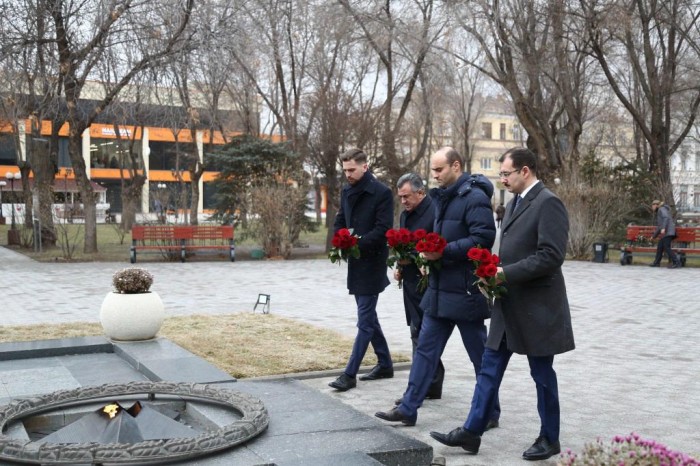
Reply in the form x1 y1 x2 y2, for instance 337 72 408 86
63 168 73 223
5 171 21 230
0 180 6 224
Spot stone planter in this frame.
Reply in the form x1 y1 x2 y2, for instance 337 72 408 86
99 292 165 341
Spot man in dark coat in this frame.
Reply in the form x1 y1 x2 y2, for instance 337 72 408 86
392 173 444 399
650 200 680 268
375 147 500 427
430 147 575 461
329 148 395 391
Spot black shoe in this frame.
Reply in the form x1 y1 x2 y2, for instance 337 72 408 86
522 436 561 461
484 419 499 431
394 397 403 406
328 373 356 391
429 427 480 454
426 385 442 400
359 364 394 381
649 263 660 267
668 262 681 269
375 407 417 426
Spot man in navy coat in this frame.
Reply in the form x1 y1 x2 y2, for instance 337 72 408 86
375 147 500 427
329 148 395 391
430 147 575 461
392 173 444 399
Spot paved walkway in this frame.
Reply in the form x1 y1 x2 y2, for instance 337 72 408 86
1 246 698 465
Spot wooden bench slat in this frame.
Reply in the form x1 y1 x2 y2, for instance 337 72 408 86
130 225 235 263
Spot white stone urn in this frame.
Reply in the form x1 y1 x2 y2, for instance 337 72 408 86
100 268 165 341
100 291 165 341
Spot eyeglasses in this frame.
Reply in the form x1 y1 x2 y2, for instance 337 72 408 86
498 168 522 178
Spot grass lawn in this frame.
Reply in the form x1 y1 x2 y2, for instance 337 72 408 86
0 313 410 379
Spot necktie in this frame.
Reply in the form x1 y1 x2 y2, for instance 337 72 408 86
512 195 521 214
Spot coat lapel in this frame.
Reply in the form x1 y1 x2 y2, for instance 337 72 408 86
502 182 544 232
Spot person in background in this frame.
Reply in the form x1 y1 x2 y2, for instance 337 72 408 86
328 148 395 391
650 200 681 268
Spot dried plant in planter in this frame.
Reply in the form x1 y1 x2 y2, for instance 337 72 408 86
112 268 154 294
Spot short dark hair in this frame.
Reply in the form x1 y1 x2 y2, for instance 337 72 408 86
499 147 538 175
340 148 367 164
443 147 463 168
397 173 425 192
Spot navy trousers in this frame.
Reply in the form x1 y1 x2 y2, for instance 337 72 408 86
654 236 679 265
399 314 500 420
465 339 560 443
345 294 392 377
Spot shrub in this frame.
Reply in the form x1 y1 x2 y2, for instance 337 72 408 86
559 433 699 466
112 268 153 294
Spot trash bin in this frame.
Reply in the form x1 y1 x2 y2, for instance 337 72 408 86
592 242 608 263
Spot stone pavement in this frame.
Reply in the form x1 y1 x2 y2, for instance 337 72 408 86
1 246 699 465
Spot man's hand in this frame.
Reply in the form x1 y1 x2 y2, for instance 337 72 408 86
420 251 442 261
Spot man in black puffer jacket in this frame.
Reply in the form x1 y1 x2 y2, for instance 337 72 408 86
376 147 501 427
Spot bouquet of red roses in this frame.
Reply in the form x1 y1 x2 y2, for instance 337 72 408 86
329 228 361 264
414 232 448 292
467 245 507 305
386 228 417 268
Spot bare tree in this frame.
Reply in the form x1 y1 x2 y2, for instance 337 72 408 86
581 0 700 203
337 0 445 184
449 0 596 180
46 0 195 252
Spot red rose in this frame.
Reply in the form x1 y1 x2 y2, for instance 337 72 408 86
478 248 492 262
490 254 500 265
467 248 482 260
483 263 498 277
475 265 488 278
412 229 427 242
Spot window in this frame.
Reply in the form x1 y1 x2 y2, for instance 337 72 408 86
679 185 688 209
480 158 492 170
0 134 17 165
149 141 195 170
695 190 700 208
696 151 700 172
481 122 492 139
90 138 142 169
500 123 506 140
512 124 522 141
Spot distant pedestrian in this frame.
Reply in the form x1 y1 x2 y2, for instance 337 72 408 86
495 203 505 228
650 200 681 268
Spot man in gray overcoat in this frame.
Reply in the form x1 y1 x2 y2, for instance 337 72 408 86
430 147 575 461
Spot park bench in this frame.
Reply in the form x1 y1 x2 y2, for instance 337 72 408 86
619 225 700 266
130 225 235 263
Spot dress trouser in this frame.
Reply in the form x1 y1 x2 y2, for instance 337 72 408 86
399 314 500 421
403 279 444 392
654 236 679 265
345 294 392 377
464 339 560 443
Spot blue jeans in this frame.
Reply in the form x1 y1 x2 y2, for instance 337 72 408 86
345 294 392 377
